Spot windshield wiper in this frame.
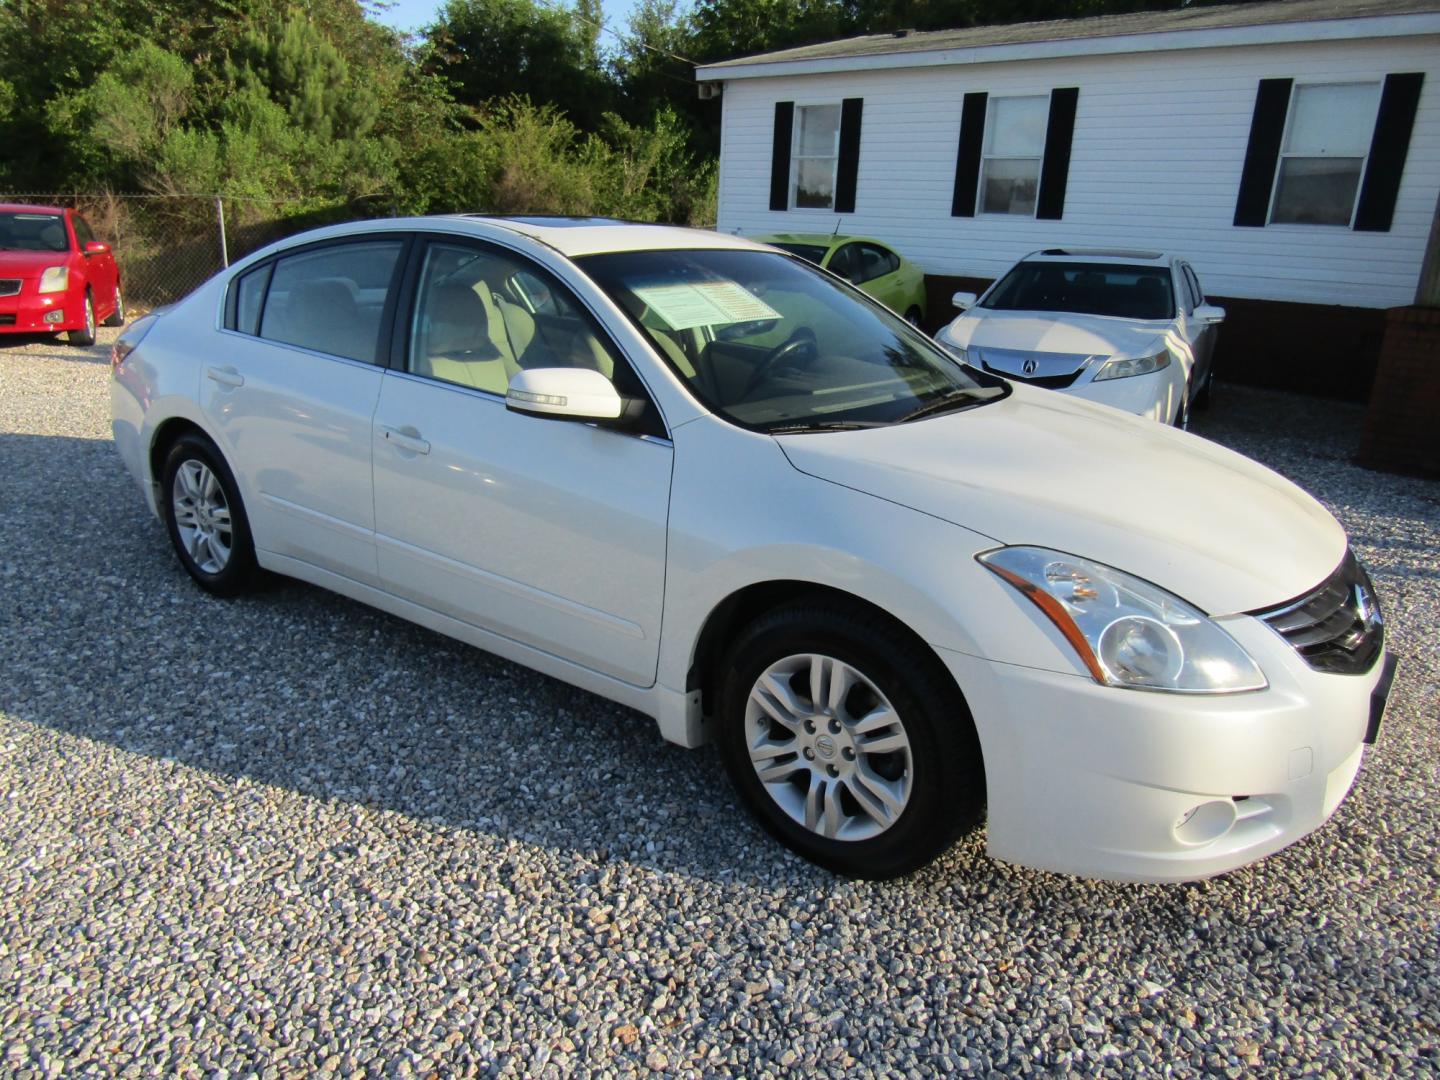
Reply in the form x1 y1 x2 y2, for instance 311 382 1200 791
899 387 1005 423
766 420 888 434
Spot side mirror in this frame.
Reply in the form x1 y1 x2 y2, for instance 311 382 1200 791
83 240 110 256
1194 303 1226 324
952 291 978 311
506 367 634 424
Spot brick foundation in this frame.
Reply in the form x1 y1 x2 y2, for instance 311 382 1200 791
1358 306 1440 477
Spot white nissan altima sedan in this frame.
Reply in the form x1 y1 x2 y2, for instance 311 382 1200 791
111 216 1394 882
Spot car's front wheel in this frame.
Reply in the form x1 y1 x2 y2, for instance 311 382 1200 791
161 434 259 596
67 290 96 346
718 601 984 879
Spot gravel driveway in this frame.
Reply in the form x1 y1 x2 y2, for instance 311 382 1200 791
2 328 1437 1077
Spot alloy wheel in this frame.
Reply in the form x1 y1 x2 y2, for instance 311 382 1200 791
744 653 913 841
171 459 233 574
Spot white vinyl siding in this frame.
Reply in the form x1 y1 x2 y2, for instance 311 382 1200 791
712 35 1440 308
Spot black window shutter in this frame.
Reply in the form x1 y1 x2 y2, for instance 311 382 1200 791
1036 87 1079 220
769 102 795 212
1355 72 1425 232
1233 78 1293 227
952 92 988 218
835 98 864 214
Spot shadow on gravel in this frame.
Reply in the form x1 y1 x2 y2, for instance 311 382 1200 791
0 331 111 364
0 430 879 894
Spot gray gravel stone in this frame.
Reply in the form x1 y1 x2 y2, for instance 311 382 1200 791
0 329 1437 1076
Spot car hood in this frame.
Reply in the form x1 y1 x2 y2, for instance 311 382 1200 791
776 386 1345 615
948 309 1168 357
0 250 68 276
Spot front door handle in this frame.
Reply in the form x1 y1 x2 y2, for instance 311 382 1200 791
381 426 431 456
206 365 244 388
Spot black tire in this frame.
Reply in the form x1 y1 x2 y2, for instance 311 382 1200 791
67 290 96 346
160 433 259 596
1172 387 1191 430
1193 365 1214 410
717 600 985 879
102 281 125 327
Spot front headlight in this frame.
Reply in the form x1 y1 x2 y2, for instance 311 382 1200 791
1092 349 1169 382
978 546 1267 693
38 266 70 294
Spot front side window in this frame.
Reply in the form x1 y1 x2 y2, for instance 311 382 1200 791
579 249 1005 433
407 240 664 437
1270 82 1380 226
792 104 841 209
771 242 830 265
980 96 1048 215
0 212 69 253
258 241 403 364
982 262 1175 321
72 217 96 247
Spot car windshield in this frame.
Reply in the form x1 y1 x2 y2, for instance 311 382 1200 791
579 249 1006 433
771 242 830 265
0 212 69 253
982 261 1175 320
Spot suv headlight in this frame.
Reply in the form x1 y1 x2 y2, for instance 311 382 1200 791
1092 348 1169 382
38 266 70 294
978 546 1266 693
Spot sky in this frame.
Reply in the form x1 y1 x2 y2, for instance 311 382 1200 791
370 0 642 38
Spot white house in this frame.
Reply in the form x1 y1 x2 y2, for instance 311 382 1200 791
695 0 1440 396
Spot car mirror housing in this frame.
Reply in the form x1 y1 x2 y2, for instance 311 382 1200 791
1194 303 1226 324
83 241 111 256
506 367 635 425
952 291 978 311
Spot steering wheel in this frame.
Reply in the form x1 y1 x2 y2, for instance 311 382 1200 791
738 328 817 401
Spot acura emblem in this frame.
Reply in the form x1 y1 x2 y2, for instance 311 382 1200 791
1022 358 1038 376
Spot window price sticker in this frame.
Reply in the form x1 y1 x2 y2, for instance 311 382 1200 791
633 281 783 331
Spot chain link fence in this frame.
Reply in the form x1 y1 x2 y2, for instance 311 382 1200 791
0 194 386 312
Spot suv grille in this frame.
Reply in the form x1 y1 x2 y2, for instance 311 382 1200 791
1251 551 1383 675
0 279 21 297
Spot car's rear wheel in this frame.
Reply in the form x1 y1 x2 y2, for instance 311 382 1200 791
161 434 259 596
718 601 984 879
1172 387 1192 430
67 290 96 346
102 282 125 327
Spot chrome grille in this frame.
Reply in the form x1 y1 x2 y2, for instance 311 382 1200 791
982 361 1083 389
0 279 20 298
1251 551 1383 675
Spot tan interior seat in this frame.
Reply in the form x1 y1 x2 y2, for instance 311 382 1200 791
415 282 517 395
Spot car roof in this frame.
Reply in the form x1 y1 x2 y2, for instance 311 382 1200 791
752 232 894 250
1024 248 1173 266
456 215 770 258
0 203 69 216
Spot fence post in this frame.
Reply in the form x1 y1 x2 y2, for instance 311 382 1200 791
215 196 229 268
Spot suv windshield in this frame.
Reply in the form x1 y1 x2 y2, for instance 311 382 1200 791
0 212 69 253
982 261 1175 321
579 249 1005 433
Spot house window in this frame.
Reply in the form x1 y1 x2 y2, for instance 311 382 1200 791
1270 82 1380 226
792 104 841 209
979 95 1049 216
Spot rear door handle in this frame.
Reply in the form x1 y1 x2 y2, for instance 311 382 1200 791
381 426 431 455
206 366 244 388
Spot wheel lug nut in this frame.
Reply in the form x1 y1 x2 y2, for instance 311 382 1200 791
827 764 838 777
803 748 815 760
804 720 815 733
829 719 841 734
842 748 855 761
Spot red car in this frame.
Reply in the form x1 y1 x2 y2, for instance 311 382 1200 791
0 203 124 346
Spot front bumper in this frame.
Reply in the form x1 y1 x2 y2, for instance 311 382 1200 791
0 285 83 333
939 614 1386 882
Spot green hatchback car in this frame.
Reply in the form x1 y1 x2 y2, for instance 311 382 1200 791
753 233 927 326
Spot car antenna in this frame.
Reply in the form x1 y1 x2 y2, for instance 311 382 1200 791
832 218 842 237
